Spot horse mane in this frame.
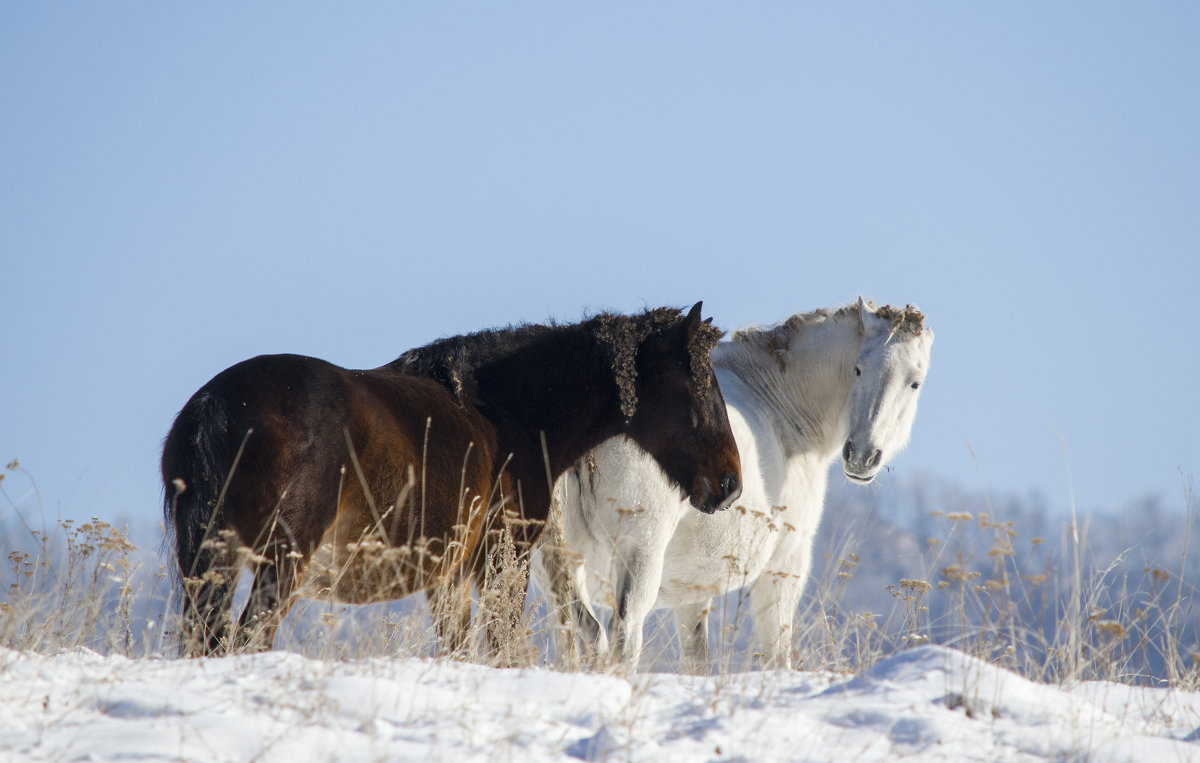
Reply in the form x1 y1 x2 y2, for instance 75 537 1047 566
594 307 723 420
386 323 556 403
724 301 926 374
388 308 723 419
727 304 855 361
730 301 926 351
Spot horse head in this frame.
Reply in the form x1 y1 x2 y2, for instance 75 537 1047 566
841 297 934 483
621 302 743 513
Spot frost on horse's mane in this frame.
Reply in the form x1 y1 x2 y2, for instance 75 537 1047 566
594 307 722 421
730 302 927 356
874 303 926 336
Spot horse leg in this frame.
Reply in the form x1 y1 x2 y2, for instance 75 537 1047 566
233 545 302 652
180 538 240 657
673 599 712 674
532 540 606 668
749 573 803 670
569 569 608 666
606 547 666 668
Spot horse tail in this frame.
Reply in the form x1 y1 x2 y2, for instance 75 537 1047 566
162 391 233 582
162 390 244 655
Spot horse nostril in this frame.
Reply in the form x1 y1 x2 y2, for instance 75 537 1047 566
843 440 853 462
721 473 739 499
868 449 882 468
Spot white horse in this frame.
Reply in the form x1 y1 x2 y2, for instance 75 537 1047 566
533 299 933 669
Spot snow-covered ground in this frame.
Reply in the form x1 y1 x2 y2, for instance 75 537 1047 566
2 645 1198 762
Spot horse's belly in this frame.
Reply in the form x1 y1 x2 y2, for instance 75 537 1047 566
294 542 422 604
296 479 491 604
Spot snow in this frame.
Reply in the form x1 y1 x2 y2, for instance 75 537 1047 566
1 645 1197 762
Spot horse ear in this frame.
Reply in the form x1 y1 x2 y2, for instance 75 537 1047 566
856 296 869 334
684 301 704 339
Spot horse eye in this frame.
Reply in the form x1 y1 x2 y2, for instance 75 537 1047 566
854 367 862 377
910 381 921 390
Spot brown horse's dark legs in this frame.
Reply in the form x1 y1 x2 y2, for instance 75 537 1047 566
180 539 239 657
182 577 235 657
233 550 301 652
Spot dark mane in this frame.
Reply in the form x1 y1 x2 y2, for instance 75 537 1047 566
385 322 558 404
387 308 724 418
594 307 723 419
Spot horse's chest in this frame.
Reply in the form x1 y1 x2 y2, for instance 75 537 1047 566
664 507 784 589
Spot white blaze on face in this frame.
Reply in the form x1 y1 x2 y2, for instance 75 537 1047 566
842 312 933 483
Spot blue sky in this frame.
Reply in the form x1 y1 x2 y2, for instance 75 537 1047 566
2 4 1197 531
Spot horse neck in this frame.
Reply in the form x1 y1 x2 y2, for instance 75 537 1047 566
472 328 623 503
714 314 861 460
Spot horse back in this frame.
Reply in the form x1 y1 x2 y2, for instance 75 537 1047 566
164 354 500 570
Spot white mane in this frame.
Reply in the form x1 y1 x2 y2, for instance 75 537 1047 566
712 306 862 456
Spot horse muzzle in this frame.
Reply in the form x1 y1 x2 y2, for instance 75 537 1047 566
842 439 882 484
691 472 742 514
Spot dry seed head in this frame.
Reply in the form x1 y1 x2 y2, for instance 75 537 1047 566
239 549 270 566
855 613 879 630
1094 620 1128 639
900 578 932 594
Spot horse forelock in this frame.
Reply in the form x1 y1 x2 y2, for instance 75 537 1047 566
874 303 926 337
594 307 723 421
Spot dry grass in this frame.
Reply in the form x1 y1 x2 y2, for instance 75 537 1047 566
779 474 1200 689
2 456 1197 693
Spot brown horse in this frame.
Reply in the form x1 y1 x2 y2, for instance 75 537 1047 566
162 303 742 657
